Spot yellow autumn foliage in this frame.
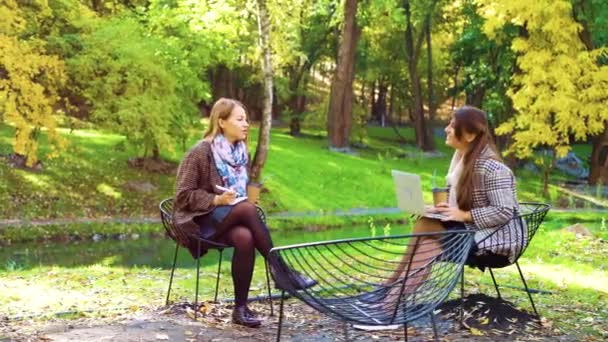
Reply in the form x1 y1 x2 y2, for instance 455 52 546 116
0 0 66 166
477 0 608 158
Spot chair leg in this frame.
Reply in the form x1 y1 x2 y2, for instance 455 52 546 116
430 312 439 342
265 259 274 316
194 241 201 320
214 249 223 303
343 322 349 341
276 290 285 342
515 261 541 320
165 243 179 306
488 268 502 299
460 270 465 328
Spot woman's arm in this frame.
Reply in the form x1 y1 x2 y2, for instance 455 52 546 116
174 146 216 212
470 164 517 229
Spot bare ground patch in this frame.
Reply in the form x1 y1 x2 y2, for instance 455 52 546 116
0 294 580 341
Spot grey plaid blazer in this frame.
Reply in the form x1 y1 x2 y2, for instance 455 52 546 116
173 140 224 258
462 147 524 262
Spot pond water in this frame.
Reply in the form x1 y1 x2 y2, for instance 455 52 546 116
0 224 407 271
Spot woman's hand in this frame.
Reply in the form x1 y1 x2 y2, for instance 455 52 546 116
214 190 236 206
435 206 472 222
425 202 448 213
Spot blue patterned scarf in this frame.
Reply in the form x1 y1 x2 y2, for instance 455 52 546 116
211 134 249 197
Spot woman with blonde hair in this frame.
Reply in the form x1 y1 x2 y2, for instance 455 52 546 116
173 98 315 328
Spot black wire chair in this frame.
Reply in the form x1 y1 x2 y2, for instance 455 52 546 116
461 202 551 320
159 198 273 319
269 230 475 341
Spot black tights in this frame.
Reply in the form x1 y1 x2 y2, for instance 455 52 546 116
212 202 274 308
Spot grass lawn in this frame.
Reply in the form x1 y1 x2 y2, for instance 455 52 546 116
0 122 582 223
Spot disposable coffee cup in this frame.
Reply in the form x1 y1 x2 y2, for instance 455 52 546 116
432 188 449 206
247 183 263 204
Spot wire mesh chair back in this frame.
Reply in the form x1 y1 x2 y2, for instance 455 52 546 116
473 202 550 268
269 230 474 326
159 198 178 241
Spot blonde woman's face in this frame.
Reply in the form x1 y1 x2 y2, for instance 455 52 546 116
219 106 249 143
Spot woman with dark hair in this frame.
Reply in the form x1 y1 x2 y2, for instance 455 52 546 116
384 106 521 299
173 98 316 328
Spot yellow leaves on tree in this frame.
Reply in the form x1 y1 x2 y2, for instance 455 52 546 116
478 0 608 158
0 0 66 167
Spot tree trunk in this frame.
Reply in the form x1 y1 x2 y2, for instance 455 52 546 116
373 81 388 126
466 87 485 108
250 0 273 183
403 0 435 151
327 0 360 149
211 65 236 100
425 15 436 122
589 124 608 185
152 145 160 161
451 65 460 111
288 66 310 136
369 80 376 117
388 84 395 121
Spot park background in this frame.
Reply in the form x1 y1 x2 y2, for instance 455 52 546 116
1 0 607 340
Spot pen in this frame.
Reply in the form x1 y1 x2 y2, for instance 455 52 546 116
216 185 234 192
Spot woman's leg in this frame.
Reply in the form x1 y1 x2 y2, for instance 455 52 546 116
385 217 446 285
215 202 273 257
382 218 447 310
218 226 256 308
214 202 316 290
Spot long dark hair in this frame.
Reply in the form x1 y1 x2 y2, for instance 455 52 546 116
453 106 501 211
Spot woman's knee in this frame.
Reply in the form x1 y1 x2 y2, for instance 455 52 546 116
413 218 446 233
234 201 259 219
228 226 254 251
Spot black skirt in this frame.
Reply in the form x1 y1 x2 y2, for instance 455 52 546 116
193 205 234 239
439 220 510 270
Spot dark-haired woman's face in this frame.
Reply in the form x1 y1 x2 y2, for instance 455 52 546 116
445 118 475 151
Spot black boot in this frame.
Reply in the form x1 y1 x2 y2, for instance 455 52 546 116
270 257 318 291
232 305 261 328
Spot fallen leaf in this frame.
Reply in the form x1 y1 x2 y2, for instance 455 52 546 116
470 327 484 336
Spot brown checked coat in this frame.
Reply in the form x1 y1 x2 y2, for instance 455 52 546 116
462 146 524 262
173 140 225 258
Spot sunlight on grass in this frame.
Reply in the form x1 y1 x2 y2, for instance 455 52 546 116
522 263 608 293
20 172 50 188
57 128 124 141
0 266 168 318
97 183 122 199
100 255 121 266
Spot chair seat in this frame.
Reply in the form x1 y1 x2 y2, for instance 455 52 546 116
270 230 475 340
159 198 274 318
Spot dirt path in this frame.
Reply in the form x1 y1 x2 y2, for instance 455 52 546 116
1 295 575 342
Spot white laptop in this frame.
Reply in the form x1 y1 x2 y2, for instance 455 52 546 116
391 170 446 220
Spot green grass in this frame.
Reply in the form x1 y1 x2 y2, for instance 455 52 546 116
0 122 597 236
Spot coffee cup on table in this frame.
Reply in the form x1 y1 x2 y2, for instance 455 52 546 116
247 182 263 204
432 188 449 207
